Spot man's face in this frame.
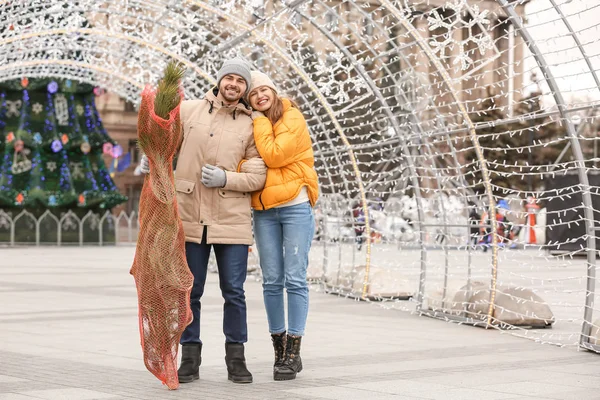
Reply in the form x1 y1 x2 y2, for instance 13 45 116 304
219 74 247 103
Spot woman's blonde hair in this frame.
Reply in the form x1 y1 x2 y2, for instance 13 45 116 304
262 88 300 125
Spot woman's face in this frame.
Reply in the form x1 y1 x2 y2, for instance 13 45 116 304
249 86 275 112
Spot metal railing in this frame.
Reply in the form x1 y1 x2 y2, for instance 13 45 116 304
0 209 139 246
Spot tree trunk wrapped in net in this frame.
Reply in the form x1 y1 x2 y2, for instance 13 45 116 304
130 63 192 390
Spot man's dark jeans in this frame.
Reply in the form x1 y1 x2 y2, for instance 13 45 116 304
180 229 249 344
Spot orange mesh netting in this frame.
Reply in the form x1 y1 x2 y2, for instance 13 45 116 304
130 81 193 390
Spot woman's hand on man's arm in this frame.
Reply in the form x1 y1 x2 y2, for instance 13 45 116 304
239 158 267 175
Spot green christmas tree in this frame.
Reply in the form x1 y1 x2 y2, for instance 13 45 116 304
0 78 127 213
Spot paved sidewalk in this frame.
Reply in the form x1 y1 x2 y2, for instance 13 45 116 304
1 247 600 400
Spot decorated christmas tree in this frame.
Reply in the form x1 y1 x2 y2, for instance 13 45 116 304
0 78 127 213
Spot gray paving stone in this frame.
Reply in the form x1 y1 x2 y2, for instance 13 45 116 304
477 381 587 397
1 247 600 399
0 377 27 384
11 389 118 400
284 386 421 399
344 380 516 399
0 395 40 400
424 388 515 400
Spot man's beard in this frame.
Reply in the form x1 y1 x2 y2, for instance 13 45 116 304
221 85 243 102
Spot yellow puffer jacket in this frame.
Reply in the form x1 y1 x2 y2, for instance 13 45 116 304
250 98 319 210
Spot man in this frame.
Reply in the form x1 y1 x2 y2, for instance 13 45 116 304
140 58 267 384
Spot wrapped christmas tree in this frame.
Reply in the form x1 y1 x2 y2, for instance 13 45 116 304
0 78 127 212
130 62 193 390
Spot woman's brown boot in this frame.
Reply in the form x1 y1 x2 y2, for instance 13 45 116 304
274 335 302 381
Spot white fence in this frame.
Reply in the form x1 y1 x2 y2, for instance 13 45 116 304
0 209 139 246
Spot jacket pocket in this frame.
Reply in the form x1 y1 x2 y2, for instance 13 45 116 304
175 178 198 223
237 130 248 150
219 189 247 199
218 189 251 225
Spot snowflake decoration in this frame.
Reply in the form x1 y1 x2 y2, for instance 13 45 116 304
69 162 85 179
0 212 10 230
5 100 22 117
61 212 78 231
62 11 88 29
88 214 99 231
46 161 57 172
11 149 32 174
32 102 43 115
76 104 85 116
314 50 368 104
54 94 69 126
427 0 493 71
213 0 237 12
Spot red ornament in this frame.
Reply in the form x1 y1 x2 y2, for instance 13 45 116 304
16 193 24 204
61 134 69 144
6 132 15 142
21 77 29 88
103 142 113 155
78 194 85 205
93 87 105 97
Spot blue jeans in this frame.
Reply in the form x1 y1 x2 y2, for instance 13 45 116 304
253 202 315 336
180 227 249 344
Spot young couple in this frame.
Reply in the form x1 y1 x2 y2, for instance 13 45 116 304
140 58 318 384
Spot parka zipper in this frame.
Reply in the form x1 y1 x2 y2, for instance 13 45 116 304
259 193 265 210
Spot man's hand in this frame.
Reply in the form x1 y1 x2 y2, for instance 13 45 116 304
140 154 150 174
201 164 227 188
251 111 266 120
240 158 267 175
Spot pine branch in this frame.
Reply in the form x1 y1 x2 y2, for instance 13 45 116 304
154 61 186 119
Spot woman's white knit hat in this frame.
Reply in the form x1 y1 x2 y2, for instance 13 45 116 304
249 71 278 94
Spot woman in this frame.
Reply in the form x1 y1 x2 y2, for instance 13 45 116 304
240 71 319 381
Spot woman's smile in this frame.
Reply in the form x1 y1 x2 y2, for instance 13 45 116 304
249 86 275 111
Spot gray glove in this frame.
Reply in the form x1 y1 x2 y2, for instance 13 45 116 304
140 154 150 174
201 164 227 188
240 157 267 175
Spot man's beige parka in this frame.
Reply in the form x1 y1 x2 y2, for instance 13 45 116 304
175 88 266 245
